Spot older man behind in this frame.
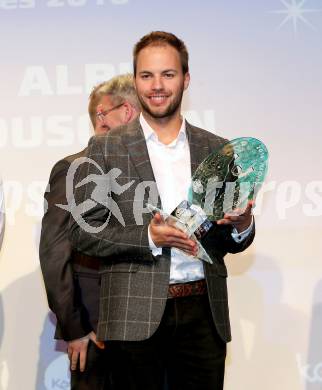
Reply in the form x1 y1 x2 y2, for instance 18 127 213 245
39 74 140 389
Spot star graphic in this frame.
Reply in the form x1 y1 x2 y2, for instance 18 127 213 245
270 0 322 34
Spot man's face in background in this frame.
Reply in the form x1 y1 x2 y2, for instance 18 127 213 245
94 95 126 134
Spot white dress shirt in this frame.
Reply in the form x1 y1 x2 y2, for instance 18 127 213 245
140 114 253 284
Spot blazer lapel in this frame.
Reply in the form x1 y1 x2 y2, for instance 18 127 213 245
122 118 156 182
186 120 211 176
122 119 211 209
122 118 161 209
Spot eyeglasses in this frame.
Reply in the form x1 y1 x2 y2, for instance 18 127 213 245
96 102 124 121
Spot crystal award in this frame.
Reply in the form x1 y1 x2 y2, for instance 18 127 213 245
148 137 268 263
188 137 268 221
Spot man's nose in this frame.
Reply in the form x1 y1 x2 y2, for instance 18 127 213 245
151 75 164 91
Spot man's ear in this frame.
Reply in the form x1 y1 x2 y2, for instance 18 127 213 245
123 101 135 123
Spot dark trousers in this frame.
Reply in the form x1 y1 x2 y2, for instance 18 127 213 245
70 271 111 389
109 294 226 390
70 340 111 390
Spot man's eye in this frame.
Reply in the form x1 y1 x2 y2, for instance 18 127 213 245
164 73 174 78
141 74 151 79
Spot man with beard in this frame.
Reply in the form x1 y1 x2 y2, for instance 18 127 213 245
39 74 140 389
69 32 255 390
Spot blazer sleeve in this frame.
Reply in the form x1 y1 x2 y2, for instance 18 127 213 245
201 131 256 257
201 220 255 259
68 136 154 262
39 159 93 341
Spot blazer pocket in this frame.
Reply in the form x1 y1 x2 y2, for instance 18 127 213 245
100 262 140 274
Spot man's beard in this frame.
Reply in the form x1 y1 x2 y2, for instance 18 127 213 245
138 84 184 120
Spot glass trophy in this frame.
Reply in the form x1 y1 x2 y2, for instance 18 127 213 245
147 201 214 263
148 137 269 263
188 137 268 221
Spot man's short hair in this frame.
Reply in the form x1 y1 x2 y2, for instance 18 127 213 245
88 73 139 128
133 31 189 76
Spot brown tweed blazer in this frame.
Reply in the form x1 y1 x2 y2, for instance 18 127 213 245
69 118 255 342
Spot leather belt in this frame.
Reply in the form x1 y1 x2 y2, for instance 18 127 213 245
168 279 207 299
72 251 101 271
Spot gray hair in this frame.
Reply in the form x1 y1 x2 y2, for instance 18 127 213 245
88 73 139 127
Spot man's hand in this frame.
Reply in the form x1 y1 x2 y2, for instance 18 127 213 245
67 331 105 372
149 213 197 256
217 200 254 233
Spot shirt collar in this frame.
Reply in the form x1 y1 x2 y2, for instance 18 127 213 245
139 113 187 146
